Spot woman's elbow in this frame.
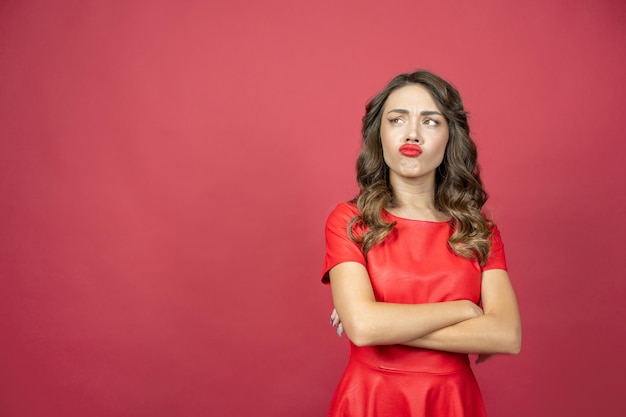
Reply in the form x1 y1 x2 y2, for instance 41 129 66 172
505 326 522 355
343 318 378 347
489 312 521 355
347 334 373 347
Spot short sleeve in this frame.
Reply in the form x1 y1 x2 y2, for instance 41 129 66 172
321 203 366 284
482 225 508 271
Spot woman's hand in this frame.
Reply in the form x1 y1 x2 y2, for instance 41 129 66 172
475 353 494 365
330 308 343 337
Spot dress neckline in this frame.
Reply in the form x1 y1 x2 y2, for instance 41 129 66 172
383 208 451 224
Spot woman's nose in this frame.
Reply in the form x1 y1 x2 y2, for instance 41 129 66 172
406 124 420 143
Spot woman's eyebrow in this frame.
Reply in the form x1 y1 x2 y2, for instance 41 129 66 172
421 110 443 116
386 108 410 115
386 109 443 116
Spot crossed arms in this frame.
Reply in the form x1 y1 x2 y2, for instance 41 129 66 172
328 261 521 357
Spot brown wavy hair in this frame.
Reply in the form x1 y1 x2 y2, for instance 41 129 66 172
348 69 493 265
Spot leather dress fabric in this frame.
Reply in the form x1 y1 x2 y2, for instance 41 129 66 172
322 202 507 417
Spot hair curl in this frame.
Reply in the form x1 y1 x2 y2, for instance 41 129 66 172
348 70 493 265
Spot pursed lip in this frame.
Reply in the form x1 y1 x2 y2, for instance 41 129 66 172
399 144 422 157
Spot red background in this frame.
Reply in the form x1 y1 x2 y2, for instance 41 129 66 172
1 1 625 416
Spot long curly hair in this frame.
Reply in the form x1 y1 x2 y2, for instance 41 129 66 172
348 70 493 265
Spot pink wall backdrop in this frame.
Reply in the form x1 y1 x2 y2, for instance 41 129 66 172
1 1 625 416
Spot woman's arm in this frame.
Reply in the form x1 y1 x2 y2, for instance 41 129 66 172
403 269 521 355
329 261 483 347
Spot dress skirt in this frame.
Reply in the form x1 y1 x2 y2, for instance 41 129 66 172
327 346 487 417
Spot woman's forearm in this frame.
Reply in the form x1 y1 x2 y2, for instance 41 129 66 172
339 299 483 347
330 261 485 347
404 304 521 354
404 269 522 355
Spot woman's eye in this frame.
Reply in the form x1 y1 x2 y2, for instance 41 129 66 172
423 118 438 126
389 118 403 124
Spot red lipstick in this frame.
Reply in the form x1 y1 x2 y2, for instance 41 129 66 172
399 144 422 157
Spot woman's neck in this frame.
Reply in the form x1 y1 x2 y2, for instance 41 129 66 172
388 176 448 221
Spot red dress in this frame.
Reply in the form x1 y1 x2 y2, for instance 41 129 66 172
322 202 507 417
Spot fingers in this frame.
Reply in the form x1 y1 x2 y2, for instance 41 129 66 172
329 308 343 337
475 353 495 365
330 308 340 327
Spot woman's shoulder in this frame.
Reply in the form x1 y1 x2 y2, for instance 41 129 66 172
325 201 360 227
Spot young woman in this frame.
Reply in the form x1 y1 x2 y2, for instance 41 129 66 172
321 70 521 416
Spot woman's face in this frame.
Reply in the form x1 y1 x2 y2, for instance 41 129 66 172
380 84 449 185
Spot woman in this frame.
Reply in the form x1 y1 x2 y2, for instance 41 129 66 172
321 70 521 416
